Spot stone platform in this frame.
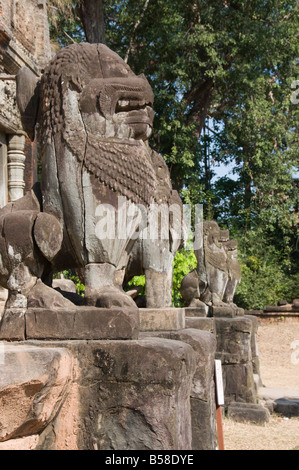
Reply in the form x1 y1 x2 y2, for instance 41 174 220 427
0 303 266 449
246 300 299 323
184 311 265 424
246 310 299 323
185 313 261 406
0 333 218 450
139 307 185 331
0 306 139 341
0 305 219 450
0 338 197 449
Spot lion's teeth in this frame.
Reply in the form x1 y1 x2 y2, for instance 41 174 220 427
118 100 130 107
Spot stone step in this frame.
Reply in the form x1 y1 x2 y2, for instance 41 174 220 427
226 402 270 424
139 308 185 331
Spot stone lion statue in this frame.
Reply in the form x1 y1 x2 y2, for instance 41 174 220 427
0 43 184 314
180 221 243 316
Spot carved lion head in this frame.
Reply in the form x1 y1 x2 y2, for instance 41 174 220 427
17 43 155 143
39 43 155 143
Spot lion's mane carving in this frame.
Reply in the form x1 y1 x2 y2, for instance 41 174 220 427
40 43 156 207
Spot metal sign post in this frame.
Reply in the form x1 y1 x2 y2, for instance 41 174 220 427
214 359 225 450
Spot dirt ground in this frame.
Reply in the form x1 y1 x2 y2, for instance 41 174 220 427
222 320 299 451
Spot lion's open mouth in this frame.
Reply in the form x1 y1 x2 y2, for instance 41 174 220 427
115 101 154 128
115 98 153 113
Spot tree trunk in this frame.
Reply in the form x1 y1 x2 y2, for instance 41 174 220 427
77 0 106 44
185 78 214 141
242 153 253 233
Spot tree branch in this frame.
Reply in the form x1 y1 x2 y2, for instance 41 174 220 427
124 0 150 63
64 30 76 43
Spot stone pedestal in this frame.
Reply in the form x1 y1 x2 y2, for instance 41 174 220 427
185 316 215 334
0 304 219 450
139 308 218 450
214 316 259 405
139 307 185 331
1 301 263 446
0 338 196 450
0 306 140 341
226 402 270 424
184 312 265 422
211 305 236 318
184 306 208 317
0 344 73 446
141 328 218 450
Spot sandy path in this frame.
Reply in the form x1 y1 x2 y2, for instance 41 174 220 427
222 321 299 450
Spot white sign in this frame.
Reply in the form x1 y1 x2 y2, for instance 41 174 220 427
215 360 224 406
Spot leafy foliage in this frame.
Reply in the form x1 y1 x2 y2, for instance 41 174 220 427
233 230 299 309
172 249 197 307
127 275 146 295
125 250 197 307
48 1 85 48
53 270 85 297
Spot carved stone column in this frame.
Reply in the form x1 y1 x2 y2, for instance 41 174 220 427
7 131 26 202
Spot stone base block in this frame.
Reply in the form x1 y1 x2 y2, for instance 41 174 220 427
185 317 215 334
265 304 299 312
0 309 26 341
258 386 299 416
0 338 198 450
142 329 217 450
214 317 258 404
215 317 253 364
210 306 236 317
222 362 256 405
40 338 195 450
0 306 139 341
139 308 185 331
0 344 73 442
184 306 208 317
226 402 270 424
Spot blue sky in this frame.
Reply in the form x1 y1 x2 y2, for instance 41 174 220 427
212 161 238 182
